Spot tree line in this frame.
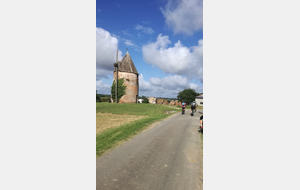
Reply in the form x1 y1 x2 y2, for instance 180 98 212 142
177 88 202 105
97 87 202 104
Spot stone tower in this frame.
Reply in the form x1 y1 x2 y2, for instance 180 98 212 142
113 51 139 103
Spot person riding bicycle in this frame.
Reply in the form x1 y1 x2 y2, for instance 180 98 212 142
181 101 186 114
190 101 196 115
199 113 203 133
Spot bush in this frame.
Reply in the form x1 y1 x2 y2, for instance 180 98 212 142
143 98 149 103
101 97 110 102
111 78 126 103
96 90 101 102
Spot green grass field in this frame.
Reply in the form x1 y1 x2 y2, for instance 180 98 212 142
96 102 180 115
96 102 180 157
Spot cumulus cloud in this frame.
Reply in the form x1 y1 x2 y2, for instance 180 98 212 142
134 24 154 34
139 74 202 98
96 27 123 79
142 34 203 82
96 80 111 95
161 0 203 35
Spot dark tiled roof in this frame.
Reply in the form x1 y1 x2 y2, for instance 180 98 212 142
114 51 138 74
196 95 203 99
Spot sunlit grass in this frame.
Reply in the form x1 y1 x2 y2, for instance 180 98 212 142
96 102 180 157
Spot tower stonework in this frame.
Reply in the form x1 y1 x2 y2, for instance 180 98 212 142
113 51 139 103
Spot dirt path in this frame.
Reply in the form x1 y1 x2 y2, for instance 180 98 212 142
96 110 203 190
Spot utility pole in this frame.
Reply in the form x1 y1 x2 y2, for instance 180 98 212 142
114 47 119 103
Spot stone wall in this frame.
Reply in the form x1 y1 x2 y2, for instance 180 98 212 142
156 99 169 105
113 71 138 103
169 100 175 105
156 99 164 104
175 100 181 106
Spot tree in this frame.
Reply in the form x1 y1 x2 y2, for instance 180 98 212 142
96 90 101 102
111 78 126 103
177 88 198 104
143 97 149 103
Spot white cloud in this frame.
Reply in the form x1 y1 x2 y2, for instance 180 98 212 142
124 39 135 47
120 30 133 37
96 80 111 95
139 74 202 98
142 34 203 82
137 33 144 38
122 39 141 52
161 0 203 35
134 24 154 34
96 27 123 78
142 21 151 25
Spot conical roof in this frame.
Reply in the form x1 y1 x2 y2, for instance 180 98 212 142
114 51 138 74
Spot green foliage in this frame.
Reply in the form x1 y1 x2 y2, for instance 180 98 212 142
111 78 126 103
96 90 101 102
177 88 198 105
139 96 149 103
143 97 149 103
98 94 110 97
101 97 110 102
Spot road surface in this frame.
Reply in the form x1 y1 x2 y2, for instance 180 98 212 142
96 109 203 190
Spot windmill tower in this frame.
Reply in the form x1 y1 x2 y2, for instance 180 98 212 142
113 49 139 103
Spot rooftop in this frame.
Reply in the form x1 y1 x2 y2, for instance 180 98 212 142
114 51 138 74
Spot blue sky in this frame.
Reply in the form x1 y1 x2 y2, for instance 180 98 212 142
96 0 203 98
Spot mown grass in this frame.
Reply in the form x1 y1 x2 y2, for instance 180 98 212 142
96 102 180 157
96 102 180 115
185 105 203 110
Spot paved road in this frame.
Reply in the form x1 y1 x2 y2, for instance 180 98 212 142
96 109 203 190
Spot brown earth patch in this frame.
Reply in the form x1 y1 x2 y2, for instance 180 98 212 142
96 113 146 134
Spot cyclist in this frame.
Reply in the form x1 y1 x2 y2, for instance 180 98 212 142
190 101 196 115
199 113 203 133
181 101 186 114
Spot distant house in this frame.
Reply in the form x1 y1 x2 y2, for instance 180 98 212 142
195 94 203 105
138 99 143 103
147 97 156 104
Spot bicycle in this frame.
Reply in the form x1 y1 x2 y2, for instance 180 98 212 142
190 107 195 116
199 125 203 134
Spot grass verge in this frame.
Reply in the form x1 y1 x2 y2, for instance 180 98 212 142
96 102 179 157
199 133 203 189
96 113 146 134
